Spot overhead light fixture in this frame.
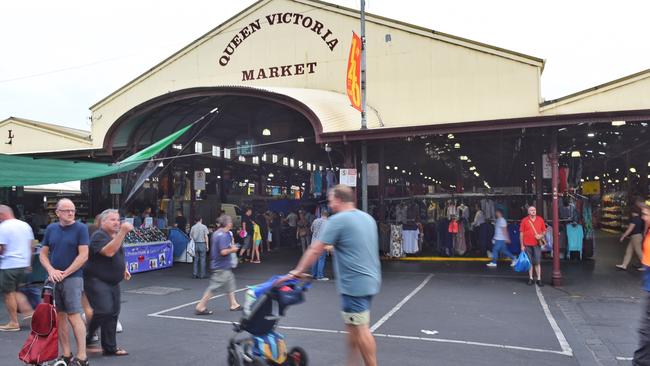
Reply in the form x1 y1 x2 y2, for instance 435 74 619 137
607 179 612 183
469 166 476 171
594 176 599 180
474 172 480 177
447 134 455 139
571 151 581 158
454 143 461 149
297 137 305 143
262 128 271 136
580 178 584 182
158 162 164 167
615 179 620 183
172 144 183 150
244 179 249 183
195 142 203 153
460 155 468 161
268 173 274 178
598 151 606 156
267 178 272 181
261 153 267 162
203 168 211 173
611 120 626 127
630 167 637 173
217 175 221 179
402 170 406 174
587 132 595 138
394 166 398 171
386 165 391 170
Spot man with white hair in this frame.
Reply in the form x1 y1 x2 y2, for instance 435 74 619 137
84 209 133 357
0 205 35 331
519 206 547 286
40 198 90 366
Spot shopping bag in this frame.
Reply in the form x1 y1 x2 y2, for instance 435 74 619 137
18 283 58 364
514 251 531 272
186 239 196 257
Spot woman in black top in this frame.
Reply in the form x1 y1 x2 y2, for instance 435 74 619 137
617 208 646 271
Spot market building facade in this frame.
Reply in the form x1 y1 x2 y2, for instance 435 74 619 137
2 0 650 283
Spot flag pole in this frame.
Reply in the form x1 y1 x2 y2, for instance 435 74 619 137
360 0 368 212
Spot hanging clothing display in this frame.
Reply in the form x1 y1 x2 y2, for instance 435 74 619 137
395 204 408 224
559 167 569 193
390 224 404 258
311 170 323 195
402 228 420 254
566 223 584 254
326 170 336 191
447 203 458 219
454 220 467 255
543 225 553 252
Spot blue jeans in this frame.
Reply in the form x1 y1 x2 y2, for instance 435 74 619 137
491 240 515 264
193 242 207 278
311 252 326 279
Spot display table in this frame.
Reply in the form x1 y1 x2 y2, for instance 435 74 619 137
124 241 173 274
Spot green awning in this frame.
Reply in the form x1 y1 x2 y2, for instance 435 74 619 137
0 124 192 187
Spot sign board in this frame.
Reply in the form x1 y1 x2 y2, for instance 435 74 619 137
124 241 173 274
582 181 601 195
144 217 153 228
235 139 255 156
110 179 122 194
542 154 552 179
340 168 357 187
194 171 206 190
367 163 379 186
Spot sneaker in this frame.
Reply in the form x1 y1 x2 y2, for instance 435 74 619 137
56 355 73 366
486 262 497 268
71 358 90 366
317 277 330 281
510 258 517 267
116 320 123 333
536 280 544 287
616 264 627 270
527 279 534 286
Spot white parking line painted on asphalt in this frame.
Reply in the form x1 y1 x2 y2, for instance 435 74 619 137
535 285 573 356
147 287 248 316
616 356 633 361
370 274 433 333
150 313 571 356
373 333 573 356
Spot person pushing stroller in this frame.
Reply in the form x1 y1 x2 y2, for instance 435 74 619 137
277 185 382 366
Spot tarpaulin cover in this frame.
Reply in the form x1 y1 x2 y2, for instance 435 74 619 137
0 124 192 187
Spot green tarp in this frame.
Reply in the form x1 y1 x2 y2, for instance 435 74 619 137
0 124 193 187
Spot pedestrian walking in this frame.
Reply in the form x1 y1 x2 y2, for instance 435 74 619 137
39 198 90 366
83 209 132 357
617 207 645 271
195 215 242 314
486 209 517 268
279 185 381 366
519 206 546 286
251 222 262 264
286 210 298 247
190 216 209 279
310 210 330 281
297 211 310 252
238 208 255 262
633 203 650 365
0 205 35 332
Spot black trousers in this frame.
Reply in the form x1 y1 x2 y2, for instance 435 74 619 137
634 293 650 365
84 276 121 354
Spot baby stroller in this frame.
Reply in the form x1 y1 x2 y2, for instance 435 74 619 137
18 281 66 366
227 275 311 366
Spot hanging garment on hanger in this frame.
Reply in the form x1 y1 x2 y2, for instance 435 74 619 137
395 204 408 224
454 220 467 255
447 204 458 219
390 224 404 257
559 167 569 193
402 229 419 254
313 170 323 194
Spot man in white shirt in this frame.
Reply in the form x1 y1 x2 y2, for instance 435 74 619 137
486 209 517 268
0 205 35 331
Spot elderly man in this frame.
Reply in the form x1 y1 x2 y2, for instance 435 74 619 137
520 206 547 286
40 198 90 366
280 185 382 366
0 205 35 332
84 209 133 357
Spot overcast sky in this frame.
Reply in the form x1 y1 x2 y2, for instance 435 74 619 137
1 0 648 131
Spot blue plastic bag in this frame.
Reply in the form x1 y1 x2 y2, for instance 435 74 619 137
514 251 531 272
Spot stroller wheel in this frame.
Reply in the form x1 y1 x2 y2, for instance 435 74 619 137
286 347 308 366
228 346 242 366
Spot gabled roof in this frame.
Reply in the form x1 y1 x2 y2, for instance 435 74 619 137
90 0 545 111
1 117 91 141
540 68 650 111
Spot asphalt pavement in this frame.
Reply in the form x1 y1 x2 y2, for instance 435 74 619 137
0 231 644 365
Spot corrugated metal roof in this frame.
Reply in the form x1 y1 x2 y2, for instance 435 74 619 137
247 86 383 133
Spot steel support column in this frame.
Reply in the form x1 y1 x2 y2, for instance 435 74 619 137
551 131 562 287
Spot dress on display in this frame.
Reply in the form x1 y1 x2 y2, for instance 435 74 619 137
390 224 404 257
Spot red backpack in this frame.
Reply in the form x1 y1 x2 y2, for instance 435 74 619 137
19 283 58 364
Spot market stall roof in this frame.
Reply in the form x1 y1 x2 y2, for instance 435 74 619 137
0 117 93 155
0 123 193 187
24 181 81 194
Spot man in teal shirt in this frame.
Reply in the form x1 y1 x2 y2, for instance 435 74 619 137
283 185 381 366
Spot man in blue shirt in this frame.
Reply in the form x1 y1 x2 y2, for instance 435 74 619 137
195 215 242 314
40 198 90 366
282 185 381 366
